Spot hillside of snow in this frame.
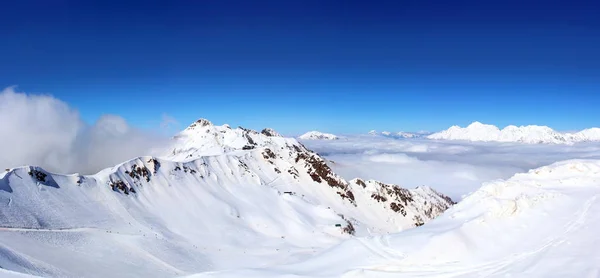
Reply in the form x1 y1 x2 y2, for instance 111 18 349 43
298 131 339 140
0 119 453 277
189 159 600 277
428 121 600 144
166 119 453 232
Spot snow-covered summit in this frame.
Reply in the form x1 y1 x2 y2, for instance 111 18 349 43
298 131 339 140
260 128 282 137
185 118 213 129
567 127 600 142
169 119 298 159
428 121 600 144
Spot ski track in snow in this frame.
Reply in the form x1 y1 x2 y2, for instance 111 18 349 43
0 227 94 233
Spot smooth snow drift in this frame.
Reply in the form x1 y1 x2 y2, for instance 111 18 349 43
298 131 339 140
429 121 600 144
189 159 600 277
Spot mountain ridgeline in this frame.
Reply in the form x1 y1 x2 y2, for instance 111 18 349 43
0 118 454 277
428 121 600 144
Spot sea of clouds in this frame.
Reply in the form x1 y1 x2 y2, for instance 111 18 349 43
4 85 600 200
302 135 600 200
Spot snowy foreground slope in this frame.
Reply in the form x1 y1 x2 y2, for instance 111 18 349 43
190 159 600 277
429 121 600 144
0 119 452 277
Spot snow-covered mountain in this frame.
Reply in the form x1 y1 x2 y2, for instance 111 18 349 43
189 159 600 277
566 127 600 142
428 121 600 144
166 119 453 232
0 118 453 277
298 131 339 140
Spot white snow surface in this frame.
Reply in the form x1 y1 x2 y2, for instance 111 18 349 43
298 131 339 140
188 159 600 277
0 119 452 277
429 121 600 144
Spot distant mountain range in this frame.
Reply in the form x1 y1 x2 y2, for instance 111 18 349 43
428 122 600 144
299 122 600 144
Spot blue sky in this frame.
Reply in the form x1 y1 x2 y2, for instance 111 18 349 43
2 0 599 135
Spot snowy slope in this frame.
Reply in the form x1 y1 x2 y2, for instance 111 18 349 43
567 127 600 142
429 121 600 144
165 119 454 233
190 159 600 277
0 159 346 277
298 131 338 140
0 119 453 277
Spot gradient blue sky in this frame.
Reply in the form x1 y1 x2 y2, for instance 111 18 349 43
2 0 599 134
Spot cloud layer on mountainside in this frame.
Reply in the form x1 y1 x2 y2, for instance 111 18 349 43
0 87 169 174
303 135 600 200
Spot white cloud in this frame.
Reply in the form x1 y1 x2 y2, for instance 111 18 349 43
304 135 600 200
0 87 169 174
160 113 180 131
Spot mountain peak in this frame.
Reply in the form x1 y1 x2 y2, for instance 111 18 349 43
299 131 339 140
466 121 495 129
187 118 213 129
261 128 282 137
